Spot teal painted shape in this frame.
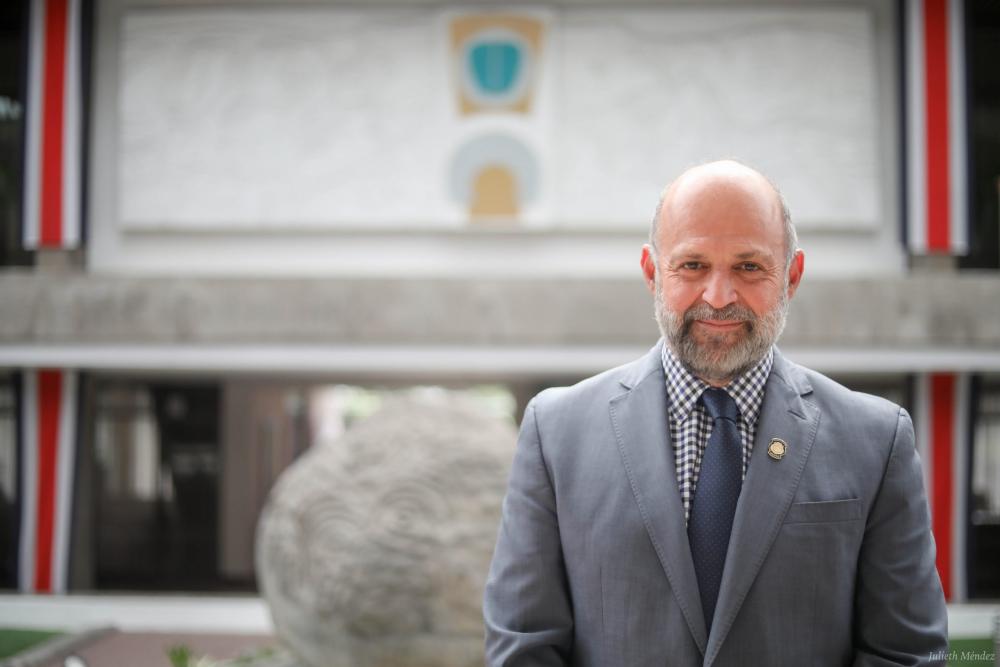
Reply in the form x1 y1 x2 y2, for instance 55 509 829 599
469 41 522 95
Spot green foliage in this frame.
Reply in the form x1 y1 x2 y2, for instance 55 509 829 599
165 644 280 667
167 644 193 667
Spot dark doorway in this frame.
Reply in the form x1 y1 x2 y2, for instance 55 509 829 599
0 373 18 589
961 1 1000 269
0 1 32 267
89 380 224 590
967 376 1000 599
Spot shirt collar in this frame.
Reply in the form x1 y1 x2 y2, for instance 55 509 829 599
660 340 773 425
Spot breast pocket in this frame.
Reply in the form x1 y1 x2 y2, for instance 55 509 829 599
770 497 865 628
783 498 862 524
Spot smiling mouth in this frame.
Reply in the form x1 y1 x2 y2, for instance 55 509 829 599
696 320 746 330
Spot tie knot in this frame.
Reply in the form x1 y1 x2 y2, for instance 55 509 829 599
700 387 739 423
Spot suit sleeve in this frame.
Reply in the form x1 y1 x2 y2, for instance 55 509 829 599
483 398 573 667
853 408 949 666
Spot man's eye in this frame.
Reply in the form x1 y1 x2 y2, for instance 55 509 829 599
681 262 703 270
738 262 760 271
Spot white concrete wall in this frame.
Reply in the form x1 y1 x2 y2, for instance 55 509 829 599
90 1 903 276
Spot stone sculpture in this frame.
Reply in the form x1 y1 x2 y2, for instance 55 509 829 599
256 391 516 667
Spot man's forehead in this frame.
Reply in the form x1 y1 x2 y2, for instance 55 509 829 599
665 237 778 261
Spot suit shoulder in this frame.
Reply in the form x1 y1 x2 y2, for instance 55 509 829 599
780 360 911 474
793 362 905 425
528 350 657 415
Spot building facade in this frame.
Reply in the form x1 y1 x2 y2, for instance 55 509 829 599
0 0 997 605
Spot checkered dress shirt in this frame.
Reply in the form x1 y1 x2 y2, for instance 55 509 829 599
660 342 773 524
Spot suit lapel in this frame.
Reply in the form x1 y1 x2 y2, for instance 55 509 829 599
609 343 708 655
704 351 821 666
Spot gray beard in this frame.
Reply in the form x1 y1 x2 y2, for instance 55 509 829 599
654 276 788 384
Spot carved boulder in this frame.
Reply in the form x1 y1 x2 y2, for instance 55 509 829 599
256 392 516 667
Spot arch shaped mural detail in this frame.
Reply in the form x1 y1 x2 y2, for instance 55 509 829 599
449 133 540 223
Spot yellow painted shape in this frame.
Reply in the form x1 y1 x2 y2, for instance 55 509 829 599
470 164 518 220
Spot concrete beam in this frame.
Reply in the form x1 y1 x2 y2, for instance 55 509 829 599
1 272 998 350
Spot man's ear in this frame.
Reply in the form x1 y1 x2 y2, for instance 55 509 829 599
786 249 805 299
640 245 657 295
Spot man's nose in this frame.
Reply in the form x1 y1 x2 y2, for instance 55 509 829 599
701 270 737 310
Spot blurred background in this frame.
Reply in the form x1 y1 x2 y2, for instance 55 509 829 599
0 0 998 653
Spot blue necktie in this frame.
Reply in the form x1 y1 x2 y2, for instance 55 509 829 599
688 387 742 634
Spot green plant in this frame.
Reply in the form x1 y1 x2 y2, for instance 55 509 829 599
165 644 281 667
167 644 193 667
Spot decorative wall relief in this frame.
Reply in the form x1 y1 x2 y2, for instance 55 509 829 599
118 7 878 236
447 13 548 225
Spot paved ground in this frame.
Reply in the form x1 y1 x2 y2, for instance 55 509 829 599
33 631 283 667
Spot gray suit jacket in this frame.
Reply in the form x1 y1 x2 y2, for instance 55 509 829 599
484 342 947 666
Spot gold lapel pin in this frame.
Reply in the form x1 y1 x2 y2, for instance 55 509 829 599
767 438 787 461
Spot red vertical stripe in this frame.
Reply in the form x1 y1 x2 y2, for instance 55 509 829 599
34 371 63 593
930 373 954 600
39 0 68 247
923 0 950 252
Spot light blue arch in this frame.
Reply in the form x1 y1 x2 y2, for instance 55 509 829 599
449 134 540 206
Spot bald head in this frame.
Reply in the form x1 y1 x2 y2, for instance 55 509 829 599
650 160 797 269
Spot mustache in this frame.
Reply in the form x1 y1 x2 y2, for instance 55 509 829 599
682 302 757 324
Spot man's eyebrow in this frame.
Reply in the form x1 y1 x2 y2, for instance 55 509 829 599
668 251 708 261
734 250 770 260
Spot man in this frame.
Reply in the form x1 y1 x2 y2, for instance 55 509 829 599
483 160 947 666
